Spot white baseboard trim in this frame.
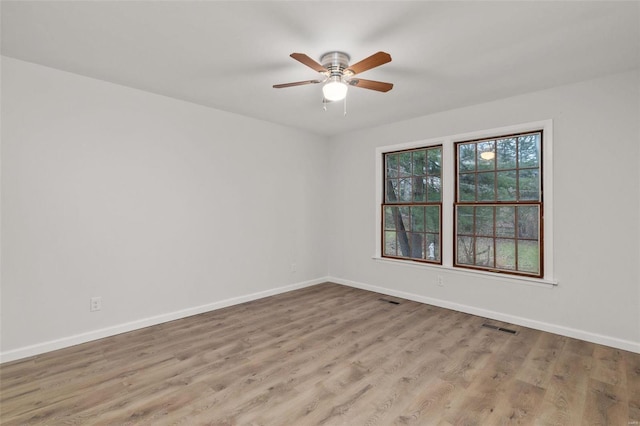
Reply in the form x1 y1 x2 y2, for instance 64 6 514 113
4 276 636 363
329 276 640 354
0 277 329 364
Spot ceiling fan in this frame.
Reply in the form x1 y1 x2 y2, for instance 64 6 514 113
273 51 393 102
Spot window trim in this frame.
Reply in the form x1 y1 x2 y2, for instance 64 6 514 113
374 120 555 285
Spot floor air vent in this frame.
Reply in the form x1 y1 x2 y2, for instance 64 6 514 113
482 323 517 334
378 298 400 305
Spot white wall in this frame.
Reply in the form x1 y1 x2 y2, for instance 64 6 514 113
327 70 640 352
1 57 329 361
2 56 638 362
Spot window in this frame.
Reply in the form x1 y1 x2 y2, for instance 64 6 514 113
375 120 553 283
382 146 442 263
455 131 543 277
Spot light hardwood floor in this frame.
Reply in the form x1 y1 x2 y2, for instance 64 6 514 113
1 283 639 425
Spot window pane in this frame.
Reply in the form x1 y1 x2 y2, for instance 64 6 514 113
517 206 539 239
497 170 517 201
427 176 442 202
412 177 426 202
518 169 540 201
496 238 516 270
497 137 517 170
398 152 412 177
475 237 494 267
385 206 411 234
428 148 442 176
457 236 474 265
427 234 440 261
398 206 410 231
475 206 494 236
386 154 399 178
459 173 476 201
396 233 410 257
426 205 440 232
496 206 515 237
398 179 412 202
384 231 397 256
518 134 540 168
413 150 426 176
409 233 425 259
411 206 425 232
385 178 399 203
384 206 396 230
477 172 496 201
459 143 476 172
517 240 539 274
457 206 474 234
477 140 495 171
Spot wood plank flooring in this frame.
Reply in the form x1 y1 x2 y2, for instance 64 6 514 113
1 282 639 425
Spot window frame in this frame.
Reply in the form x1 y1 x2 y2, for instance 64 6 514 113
454 131 544 278
381 145 443 264
374 120 555 286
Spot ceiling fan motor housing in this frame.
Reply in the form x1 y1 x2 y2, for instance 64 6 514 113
321 52 351 78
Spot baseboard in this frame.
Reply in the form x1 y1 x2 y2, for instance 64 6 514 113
0 277 329 364
329 276 640 354
5 276 636 363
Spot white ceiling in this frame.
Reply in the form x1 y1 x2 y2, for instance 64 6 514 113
2 1 639 136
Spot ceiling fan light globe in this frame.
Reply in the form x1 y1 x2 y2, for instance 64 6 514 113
323 80 348 101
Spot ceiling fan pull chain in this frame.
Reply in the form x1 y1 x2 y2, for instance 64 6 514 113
343 96 347 117
322 97 327 112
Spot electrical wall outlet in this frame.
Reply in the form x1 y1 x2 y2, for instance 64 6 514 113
437 276 444 287
291 263 297 273
90 297 102 312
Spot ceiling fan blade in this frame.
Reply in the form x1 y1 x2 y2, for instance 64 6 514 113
345 51 392 76
348 78 394 92
290 53 328 73
273 79 323 89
